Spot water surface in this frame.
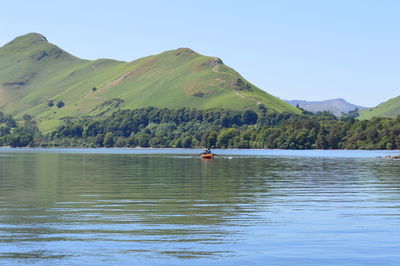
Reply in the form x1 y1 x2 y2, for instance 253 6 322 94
0 149 399 265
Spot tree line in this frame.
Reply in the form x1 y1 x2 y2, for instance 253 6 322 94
1 107 400 149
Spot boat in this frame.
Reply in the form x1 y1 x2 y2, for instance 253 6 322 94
201 153 214 159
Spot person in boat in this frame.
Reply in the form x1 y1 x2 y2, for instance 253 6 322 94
200 147 212 155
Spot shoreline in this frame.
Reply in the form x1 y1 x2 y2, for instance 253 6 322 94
0 147 399 159
0 146 399 151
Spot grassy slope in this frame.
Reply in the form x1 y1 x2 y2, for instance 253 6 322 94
0 33 299 131
359 95 400 120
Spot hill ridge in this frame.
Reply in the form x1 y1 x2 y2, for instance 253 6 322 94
0 33 299 131
359 95 400 119
284 98 365 115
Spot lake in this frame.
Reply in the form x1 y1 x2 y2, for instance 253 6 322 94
0 148 399 265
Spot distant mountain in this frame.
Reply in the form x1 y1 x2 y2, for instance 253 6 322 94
284 98 365 115
0 33 299 131
359 95 400 120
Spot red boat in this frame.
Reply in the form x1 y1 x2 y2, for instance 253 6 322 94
201 153 214 159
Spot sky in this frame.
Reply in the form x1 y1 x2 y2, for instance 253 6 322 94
1 0 399 107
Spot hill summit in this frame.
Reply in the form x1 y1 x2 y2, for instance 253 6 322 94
0 33 299 131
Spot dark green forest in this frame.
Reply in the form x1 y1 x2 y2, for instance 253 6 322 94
1 107 400 149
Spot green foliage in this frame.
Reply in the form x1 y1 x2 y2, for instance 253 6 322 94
217 128 241 148
0 111 40 147
41 107 400 150
95 134 105 147
1 106 400 150
2 134 33 147
56 101 65 108
0 111 17 127
341 108 359 121
103 132 114 147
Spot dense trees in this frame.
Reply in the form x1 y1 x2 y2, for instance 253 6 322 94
44 107 400 149
1 107 400 149
0 111 40 147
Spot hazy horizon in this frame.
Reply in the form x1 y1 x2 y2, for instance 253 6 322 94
2 0 399 107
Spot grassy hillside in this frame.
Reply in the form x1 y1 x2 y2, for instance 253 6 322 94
0 33 299 131
359 95 400 120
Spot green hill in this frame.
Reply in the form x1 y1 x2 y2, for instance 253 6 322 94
0 33 299 131
359 95 400 120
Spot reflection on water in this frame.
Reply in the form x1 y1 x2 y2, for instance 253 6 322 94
0 150 400 265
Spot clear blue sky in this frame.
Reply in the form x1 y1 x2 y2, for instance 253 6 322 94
1 0 399 106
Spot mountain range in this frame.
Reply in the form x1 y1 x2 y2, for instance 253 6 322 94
284 98 365 116
1 33 400 132
0 33 299 131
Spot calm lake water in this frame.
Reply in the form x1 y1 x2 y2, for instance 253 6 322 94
0 148 399 265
